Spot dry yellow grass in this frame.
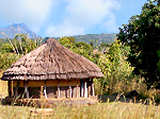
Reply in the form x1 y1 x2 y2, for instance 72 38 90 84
0 102 160 119
0 71 8 98
0 81 8 98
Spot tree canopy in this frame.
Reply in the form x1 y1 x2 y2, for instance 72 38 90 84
118 0 160 88
0 34 42 70
59 37 134 94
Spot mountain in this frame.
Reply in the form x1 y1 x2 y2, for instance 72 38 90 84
49 33 116 44
73 33 116 44
0 23 39 39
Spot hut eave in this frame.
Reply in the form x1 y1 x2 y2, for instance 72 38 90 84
2 71 104 81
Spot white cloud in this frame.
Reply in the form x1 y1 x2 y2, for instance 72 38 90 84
46 0 120 37
0 0 121 36
46 22 84 37
0 0 55 32
66 0 119 25
103 14 119 33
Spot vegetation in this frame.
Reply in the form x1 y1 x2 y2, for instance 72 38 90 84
0 102 160 119
0 53 20 70
59 37 134 95
73 33 116 45
0 34 42 70
97 40 134 94
51 33 116 45
118 0 160 88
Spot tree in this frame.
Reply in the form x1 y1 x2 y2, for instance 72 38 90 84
0 43 13 53
97 40 134 94
0 34 42 55
11 34 41 55
59 37 134 94
0 53 20 70
0 34 42 70
59 37 94 61
59 37 75 49
118 0 160 88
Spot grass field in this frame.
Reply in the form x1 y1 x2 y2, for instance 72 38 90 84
0 102 160 119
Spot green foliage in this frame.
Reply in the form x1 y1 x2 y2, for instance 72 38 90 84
0 39 6 47
74 33 116 45
118 0 160 88
96 40 134 94
10 34 41 55
59 37 134 94
0 43 13 53
0 34 42 55
0 34 42 70
59 37 75 49
0 53 20 70
59 37 94 60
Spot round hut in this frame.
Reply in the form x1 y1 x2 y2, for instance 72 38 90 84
2 39 103 105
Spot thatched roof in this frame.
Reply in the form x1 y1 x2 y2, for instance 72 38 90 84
2 39 103 81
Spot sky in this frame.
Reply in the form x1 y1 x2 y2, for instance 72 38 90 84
0 0 146 37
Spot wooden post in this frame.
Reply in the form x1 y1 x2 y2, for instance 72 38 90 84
76 85 79 98
40 86 43 99
84 81 88 98
44 86 47 98
69 86 72 98
24 81 29 98
92 83 95 96
57 86 60 98
8 81 11 97
15 81 19 97
81 81 84 97
11 81 14 97
88 83 91 97
44 81 47 98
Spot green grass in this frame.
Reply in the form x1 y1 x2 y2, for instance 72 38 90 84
0 102 160 119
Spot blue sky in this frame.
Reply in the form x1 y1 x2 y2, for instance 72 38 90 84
0 0 146 37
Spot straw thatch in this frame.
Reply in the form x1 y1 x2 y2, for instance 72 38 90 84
2 39 103 80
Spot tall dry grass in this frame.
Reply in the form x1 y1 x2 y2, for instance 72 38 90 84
95 76 160 104
0 71 8 98
0 102 160 119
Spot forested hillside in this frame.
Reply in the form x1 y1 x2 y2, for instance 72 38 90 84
73 33 116 44
44 33 116 45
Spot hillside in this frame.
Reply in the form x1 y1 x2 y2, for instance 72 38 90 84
74 33 116 44
48 33 116 44
0 23 116 44
0 23 38 39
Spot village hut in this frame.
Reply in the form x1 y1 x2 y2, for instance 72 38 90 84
1 39 103 104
